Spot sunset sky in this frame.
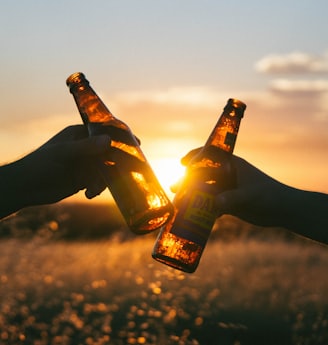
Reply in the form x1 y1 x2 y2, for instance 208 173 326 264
1 0 328 201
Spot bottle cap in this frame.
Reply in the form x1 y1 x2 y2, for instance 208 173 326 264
66 72 89 90
225 98 246 117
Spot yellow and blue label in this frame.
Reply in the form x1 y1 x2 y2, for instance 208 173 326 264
171 189 217 246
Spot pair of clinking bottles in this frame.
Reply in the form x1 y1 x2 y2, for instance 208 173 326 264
66 72 246 273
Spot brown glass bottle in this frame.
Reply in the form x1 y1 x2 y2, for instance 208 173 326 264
152 98 246 272
66 72 174 234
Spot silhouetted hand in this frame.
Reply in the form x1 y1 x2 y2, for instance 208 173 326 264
181 148 328 244
0 125 110 218
214 155 288 227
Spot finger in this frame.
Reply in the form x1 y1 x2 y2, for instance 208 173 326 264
170 182 179 194
169 176 185 193
60 125 89 141
85 183 107 199
42 125 88 146
61 135 112 159
180 147 203 166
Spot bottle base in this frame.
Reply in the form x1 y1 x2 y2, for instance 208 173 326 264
152 253 198 273
151 232 203 273
130 211 172 235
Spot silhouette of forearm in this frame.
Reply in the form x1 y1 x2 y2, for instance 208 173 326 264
0 162 25 219
280 186 328 244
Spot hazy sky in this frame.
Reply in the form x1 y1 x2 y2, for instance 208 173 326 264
1 0 328 198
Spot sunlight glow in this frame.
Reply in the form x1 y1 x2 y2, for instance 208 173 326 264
151 158 186 198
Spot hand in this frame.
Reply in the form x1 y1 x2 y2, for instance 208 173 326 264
180 148 285 227
180 148 328 244
214 155 289 227
0 125 111 218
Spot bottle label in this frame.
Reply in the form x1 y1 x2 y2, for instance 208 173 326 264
171 189 217 246
184 190 216 229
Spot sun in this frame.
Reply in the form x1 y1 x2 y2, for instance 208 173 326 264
150 157 186 199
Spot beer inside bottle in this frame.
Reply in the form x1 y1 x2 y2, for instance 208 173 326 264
152 99 246 272
66 72 174 234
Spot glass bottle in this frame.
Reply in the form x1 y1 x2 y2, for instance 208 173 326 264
66 72 174 234
152 98 246 272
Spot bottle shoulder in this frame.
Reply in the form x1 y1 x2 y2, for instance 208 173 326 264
103 118 130 130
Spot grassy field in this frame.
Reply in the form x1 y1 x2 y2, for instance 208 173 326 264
0 203 328 345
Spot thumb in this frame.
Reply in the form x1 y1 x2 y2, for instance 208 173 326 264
85 181 107 199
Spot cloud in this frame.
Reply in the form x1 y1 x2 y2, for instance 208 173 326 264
255 51 328 74
108 87 239 141
269 78 328 94
164 120 194 133
254 51 328 98
112 86 223 107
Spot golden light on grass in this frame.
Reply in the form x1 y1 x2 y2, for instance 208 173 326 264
1 227 328 344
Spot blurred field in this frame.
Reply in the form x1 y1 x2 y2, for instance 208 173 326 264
0 203 328 345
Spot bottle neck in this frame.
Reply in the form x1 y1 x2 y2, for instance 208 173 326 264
67 73 114 124
204 99 245 154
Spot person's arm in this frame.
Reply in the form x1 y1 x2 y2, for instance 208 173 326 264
215 156 328 244
0 125 110 219
0 162 28 218
278 187 328 243
181 149 328 244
